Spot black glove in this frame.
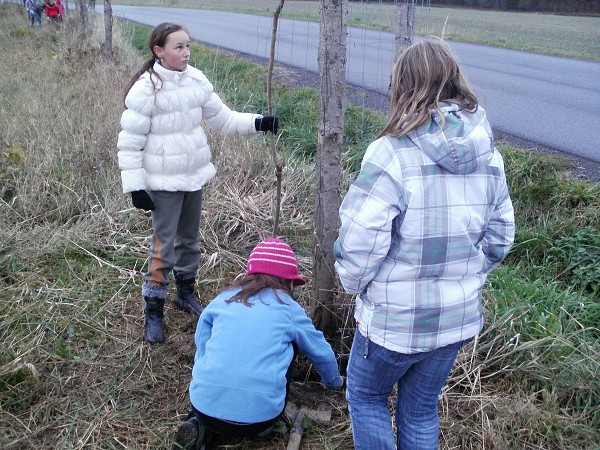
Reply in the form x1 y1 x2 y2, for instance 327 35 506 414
131 190 155 211
255 116 279 134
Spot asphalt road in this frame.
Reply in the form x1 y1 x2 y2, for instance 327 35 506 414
104 5 600 167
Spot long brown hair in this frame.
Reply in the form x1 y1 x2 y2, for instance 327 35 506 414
377 37 478 139
123 22 187 103
221 274 294 307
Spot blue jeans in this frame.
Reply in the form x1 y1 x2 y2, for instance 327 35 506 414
29 10 42 27
346 331 469 450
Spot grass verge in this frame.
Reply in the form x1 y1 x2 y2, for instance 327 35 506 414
109 0 600 60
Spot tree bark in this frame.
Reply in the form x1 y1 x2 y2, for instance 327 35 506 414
267 0 285 235
313 0 347 336
394 1 415 61
103 0 113 64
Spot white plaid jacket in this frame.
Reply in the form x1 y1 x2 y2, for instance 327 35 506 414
335 104 515 354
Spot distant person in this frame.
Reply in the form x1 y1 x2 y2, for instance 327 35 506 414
25 0 43 27
117 23 279 345
334 37 515 450
55 0 64 21
173 237 343 450
44 0 60 23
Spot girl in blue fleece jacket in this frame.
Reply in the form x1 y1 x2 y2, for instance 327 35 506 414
174 237 343 450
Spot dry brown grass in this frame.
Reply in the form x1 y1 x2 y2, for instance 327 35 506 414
0 6 343 449
1 4 598 449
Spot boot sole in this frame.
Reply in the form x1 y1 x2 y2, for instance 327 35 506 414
144 326 165 344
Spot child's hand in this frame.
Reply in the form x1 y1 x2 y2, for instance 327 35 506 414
323 374 344 390
255 116 279 134
131 190 155 211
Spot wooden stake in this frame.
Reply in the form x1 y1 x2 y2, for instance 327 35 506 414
267 0 285 235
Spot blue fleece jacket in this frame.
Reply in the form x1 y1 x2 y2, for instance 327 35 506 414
188 287 342 423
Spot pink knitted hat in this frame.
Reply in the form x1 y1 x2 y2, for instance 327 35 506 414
246 237 307 286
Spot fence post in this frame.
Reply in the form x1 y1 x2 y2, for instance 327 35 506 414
313 0 347 336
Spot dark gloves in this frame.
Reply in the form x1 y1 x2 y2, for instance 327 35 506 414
131 190 155 211
255 116 279 134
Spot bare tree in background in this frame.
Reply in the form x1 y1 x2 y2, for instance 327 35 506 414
77 0 87 27
104 0 113 63
313 0 347 336
394 0 416 60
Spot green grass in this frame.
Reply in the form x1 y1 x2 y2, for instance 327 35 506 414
484 263 599 418
110 0 600 60
498 143 599 297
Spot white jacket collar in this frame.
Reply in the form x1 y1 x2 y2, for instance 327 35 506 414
152 61 203 82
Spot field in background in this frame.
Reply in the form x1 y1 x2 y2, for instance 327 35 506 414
108 0 600 60
0 3 598 449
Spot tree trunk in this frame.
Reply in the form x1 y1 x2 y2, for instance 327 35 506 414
313 0 347 336
267 0 285 236
394 1 415 61
78 0 87 27
103 0 113 64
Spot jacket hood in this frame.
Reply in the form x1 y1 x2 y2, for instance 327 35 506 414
408 103 494 174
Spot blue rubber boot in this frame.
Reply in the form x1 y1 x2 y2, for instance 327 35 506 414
173 274 205 316
173 415 206 450
143 296 165 344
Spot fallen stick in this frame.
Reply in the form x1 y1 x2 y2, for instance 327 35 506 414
284 401 333 450
285 401 332 425
286 406 306 450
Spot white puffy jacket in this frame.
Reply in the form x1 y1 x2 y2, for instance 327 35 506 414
117 62 261 193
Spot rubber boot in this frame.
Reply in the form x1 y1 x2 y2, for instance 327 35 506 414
173 274 205 316
143 296 165 344
173 414 206 450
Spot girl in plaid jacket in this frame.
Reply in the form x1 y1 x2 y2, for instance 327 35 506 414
335 37 515 450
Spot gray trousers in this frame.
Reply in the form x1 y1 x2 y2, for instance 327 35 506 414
144 189 203 290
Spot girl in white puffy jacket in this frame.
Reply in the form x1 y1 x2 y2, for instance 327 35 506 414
117 22 278 345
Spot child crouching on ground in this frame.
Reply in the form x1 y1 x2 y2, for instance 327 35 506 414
173 237 343 450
